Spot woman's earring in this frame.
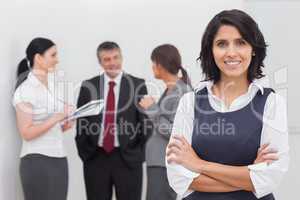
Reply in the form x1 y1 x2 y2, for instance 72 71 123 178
177 69 183 78
252 52 256 57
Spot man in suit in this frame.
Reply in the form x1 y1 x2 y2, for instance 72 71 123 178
75 41 152 200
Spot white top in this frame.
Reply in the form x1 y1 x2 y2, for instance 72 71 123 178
166 80 289 199
12 72 67 158
98 71 123 147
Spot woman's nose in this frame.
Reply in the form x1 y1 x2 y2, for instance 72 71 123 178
226 44 238 57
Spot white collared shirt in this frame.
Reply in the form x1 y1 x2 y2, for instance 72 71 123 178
12 72 67 158
98 71 123 147
166 79 289 199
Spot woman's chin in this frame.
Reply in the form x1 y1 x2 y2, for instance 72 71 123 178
223 70 246 79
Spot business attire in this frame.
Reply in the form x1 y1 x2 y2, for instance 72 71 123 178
145 79 192 200
12 72 68 200
166 80 289 200
76 71 152 200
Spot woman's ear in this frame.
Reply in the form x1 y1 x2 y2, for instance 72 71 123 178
33 53 42 66
157 64 169 75
155 63 163 70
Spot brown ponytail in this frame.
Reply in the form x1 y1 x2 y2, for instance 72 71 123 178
179 67 191 86
151 44 191 87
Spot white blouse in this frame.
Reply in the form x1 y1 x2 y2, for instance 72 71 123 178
12 72 67 158
166 80 289 199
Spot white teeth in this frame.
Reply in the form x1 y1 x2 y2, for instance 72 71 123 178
224 61 241 65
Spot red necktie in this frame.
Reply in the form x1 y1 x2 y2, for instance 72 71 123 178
103 81 116 153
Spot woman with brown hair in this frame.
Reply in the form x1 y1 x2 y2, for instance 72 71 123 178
13 37 74 200
166 10 289 200
140 44 192 200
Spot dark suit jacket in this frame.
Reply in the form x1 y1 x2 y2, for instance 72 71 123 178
75 72 152 168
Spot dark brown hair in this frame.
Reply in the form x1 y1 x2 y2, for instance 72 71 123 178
198 9 267 83
15 37 55 89
151 44 191 86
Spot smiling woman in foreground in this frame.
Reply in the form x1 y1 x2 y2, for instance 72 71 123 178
166 9 289 200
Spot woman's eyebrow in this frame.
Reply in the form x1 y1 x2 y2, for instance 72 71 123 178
214 39 226 43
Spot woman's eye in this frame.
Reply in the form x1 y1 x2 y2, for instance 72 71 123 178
217 41 226 47
236 39 246 46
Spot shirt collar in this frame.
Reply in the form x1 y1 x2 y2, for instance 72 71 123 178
249 79 264 95
167 79 185 93
27 71 43 87
103 71 123 86
195 79 265 95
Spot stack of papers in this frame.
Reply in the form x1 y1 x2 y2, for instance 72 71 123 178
61 99 104 124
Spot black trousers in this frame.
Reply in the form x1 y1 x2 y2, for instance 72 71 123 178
83 148 143 200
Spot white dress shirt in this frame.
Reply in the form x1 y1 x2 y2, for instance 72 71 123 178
166 80 289 199
12 72 67 158
98 71 123 147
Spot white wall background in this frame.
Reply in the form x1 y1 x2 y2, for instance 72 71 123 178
0 0 298 199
